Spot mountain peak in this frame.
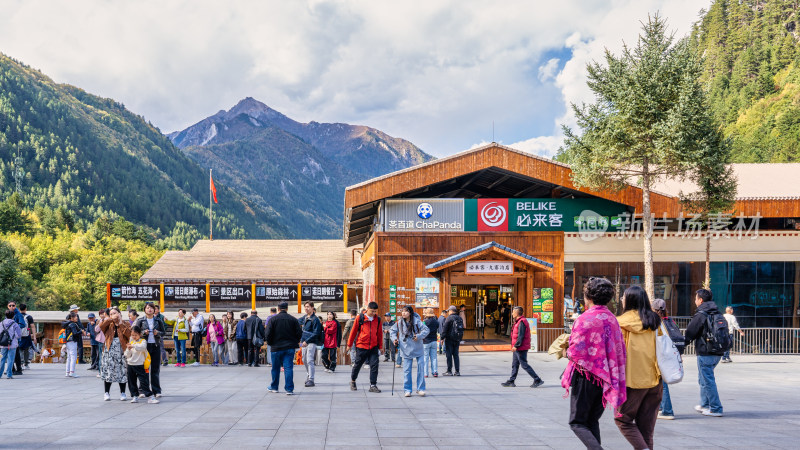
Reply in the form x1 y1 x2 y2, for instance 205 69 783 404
227 97 287 123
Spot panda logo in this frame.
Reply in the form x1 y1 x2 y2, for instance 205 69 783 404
417 202 433 219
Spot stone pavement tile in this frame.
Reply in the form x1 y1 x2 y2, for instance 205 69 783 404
322 436 380 446
222 429 277 440
212 438 272 449
430 437 491 446
324 446 381 450
268 435 326 448
154 437 218 449
378 437 436 447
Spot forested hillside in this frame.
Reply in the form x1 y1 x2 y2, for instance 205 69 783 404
693 0 800 162
0 53 288 243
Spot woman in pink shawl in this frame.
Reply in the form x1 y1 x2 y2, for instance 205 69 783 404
562 277 627 449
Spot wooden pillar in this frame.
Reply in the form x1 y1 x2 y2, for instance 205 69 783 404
526 268 534 318
442 268 451 312
343 283 348 314
297 283 302 313
106 283 111 308
205 283 210 313
251 283 256 310
159 283 164 312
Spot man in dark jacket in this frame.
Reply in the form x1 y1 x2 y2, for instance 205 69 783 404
298 302 323 387
266 302 302 395
348 301 383 393
501 307 543 388
441 306 462 376
86 313 100 370
245 310 265 367
684 288 725 417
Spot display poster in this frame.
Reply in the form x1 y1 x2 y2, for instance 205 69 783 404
527 318 538 352
414 278 440 308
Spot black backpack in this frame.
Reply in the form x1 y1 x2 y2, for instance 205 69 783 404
0 323 11 347
450 316 464 341
701 312 732 355
663 317 686 355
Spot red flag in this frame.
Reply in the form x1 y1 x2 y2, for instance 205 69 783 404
210 173 218 203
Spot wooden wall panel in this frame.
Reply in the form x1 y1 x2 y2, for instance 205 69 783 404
373 231 565 329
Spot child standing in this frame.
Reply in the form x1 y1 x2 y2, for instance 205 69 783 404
125 326 159 404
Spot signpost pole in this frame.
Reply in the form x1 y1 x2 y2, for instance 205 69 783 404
159 283 164 312
106 283 111 308
343 283 348 314
297 283 302 313
205 283 211 313
251 283 256 310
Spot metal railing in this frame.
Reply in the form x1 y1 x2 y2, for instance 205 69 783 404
680 328 800 355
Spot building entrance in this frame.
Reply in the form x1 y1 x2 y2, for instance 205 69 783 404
450 284 515 342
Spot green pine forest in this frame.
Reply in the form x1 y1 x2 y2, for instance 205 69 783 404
2 0 799 311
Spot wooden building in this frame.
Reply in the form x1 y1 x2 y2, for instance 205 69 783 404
345 144 800 347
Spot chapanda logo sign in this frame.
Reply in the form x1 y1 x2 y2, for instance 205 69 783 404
417 202 433 219
477 199 508 231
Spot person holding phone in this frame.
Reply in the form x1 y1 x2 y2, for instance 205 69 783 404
134 303 166 398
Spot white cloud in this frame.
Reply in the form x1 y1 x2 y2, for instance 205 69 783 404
0 0 711 157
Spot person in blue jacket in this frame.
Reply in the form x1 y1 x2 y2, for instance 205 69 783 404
298 302 323 387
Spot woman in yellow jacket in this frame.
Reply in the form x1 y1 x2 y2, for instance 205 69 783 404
616 285 662 450
164 309 190 367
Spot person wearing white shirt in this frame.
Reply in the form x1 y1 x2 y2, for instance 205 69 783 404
722 306 745 363
189 309 205 366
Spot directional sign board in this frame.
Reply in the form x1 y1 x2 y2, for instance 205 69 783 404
302 285 344 312
209 285 252 303
255 285 298 303
110 285 160 302
163 285 206 302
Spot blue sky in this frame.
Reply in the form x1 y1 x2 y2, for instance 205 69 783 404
1 0 710 158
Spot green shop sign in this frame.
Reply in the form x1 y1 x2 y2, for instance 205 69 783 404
464 198 628 232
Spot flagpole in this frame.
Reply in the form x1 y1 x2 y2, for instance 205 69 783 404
209 168 213 241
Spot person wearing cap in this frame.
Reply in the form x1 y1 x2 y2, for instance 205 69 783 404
348 301 383 393
441 305 462 376
382 312 397 363
86 313 101 370
265 302 302 394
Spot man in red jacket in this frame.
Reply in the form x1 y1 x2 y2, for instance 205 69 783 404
501 307 544 388
348 301 383 393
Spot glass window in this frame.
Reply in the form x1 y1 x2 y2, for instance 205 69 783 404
757 262 784 283
755 316 784 327
785 262 799 284
733 262 757 283
736 316 756 328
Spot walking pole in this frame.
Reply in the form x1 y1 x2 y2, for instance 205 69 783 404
391 341 397 396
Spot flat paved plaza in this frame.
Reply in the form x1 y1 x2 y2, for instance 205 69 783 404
1 352 798 449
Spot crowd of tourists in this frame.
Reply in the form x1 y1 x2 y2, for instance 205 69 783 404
1 282 743 449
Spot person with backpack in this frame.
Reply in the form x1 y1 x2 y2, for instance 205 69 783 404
348 301 383 393
321 312 342 373
99 307 131 401
501 306 544 388
615 286 663 450
124 325 159 404
422 308 439 378
18 304 36 370
298 302 323 387
62 312 83 378
0 309 22 379
8 301 26 375
165 309 189 367
87 312 101 370
265 302 303 395
652 298 684 421
390 305 430 397
134 303 166 398
441 305 463 376
245 310 265 367
684 288 729 417
562 277 627 450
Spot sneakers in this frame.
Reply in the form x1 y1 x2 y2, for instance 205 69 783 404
103 392 111 401
324 369 332 373
369 385 381 393
268 388 279 393
147 397 160 404
433 372 438 378
155 393 162 398
130 397 139 404
120 393 127 401
443 372 453 376
174 363 181 367
722 358 732 363
418 391 426 397
138 394 146 398
694 405 709 414
70 373 79 378
657 413 675 420
350 381 357 391
454 372 461 376
286 391 295 396
702 410 723 417
305 380 315 387
404 392 411 397
501 380 516 387
531 379 544 388
395 364 401 368
191 362 199 366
